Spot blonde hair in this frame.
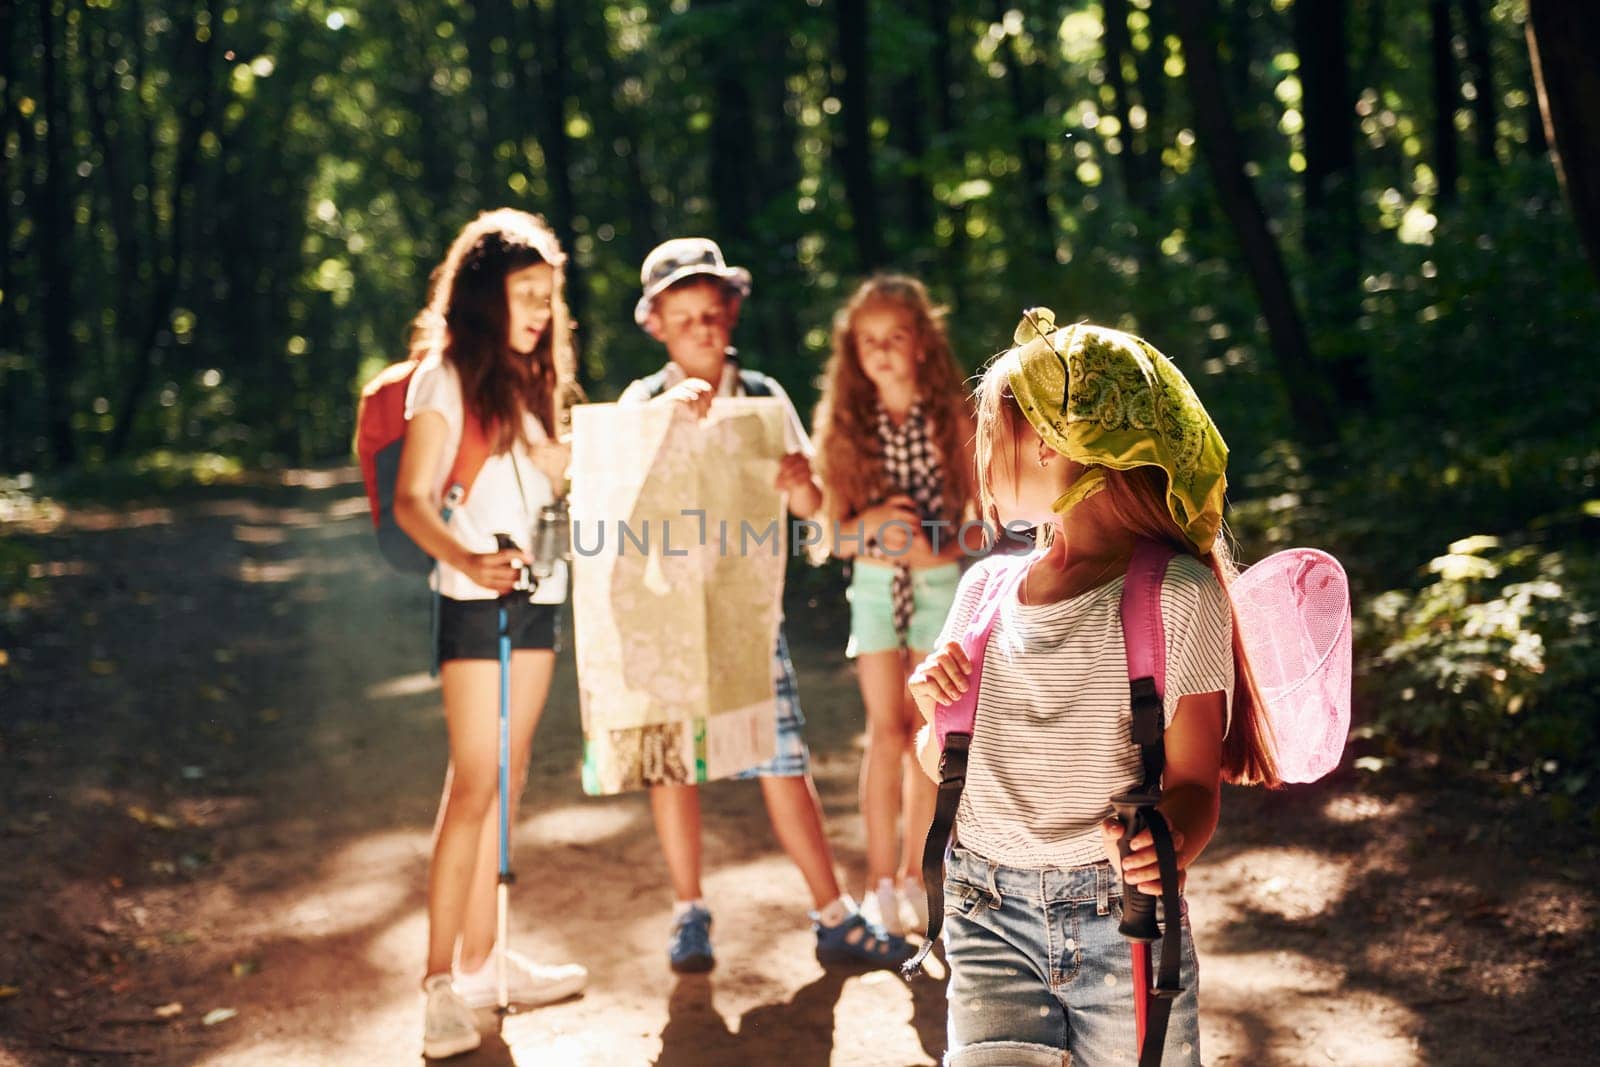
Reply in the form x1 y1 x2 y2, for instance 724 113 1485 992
812 274 976 531
972 356 1282 787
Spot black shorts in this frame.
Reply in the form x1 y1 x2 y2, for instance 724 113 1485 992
437 595 562 663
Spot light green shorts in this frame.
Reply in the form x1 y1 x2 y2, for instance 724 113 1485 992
846 560 962 657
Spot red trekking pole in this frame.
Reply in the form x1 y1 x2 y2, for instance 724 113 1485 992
1112 792 1162 1057
1112 786 1183 1067
1131 941 1150 1046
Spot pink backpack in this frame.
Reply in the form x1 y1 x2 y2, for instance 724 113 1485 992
924 544 1350 780
906 541 1351 1063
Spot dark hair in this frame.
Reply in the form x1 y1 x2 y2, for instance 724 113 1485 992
408 209 573 452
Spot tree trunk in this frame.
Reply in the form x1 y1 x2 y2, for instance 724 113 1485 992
1294 0 1371 409
756 18 802 226
0 0 20 467
1358 0 1386 96
929 0 968 304
83 3 147 439
37 0 78 466
131 0 156 282
1459 0 1498 165
1172 0 1338 447
995 0 1053 259
1296 1 1357 221
577 4 657 259
1133 0 1170 209
892 68 933 255
1102 0 1145 208
754 16 803 372
110 1 219 457
1527 0 1600 283
1430 0 1460 205
706 6 755 250
466 0 506 204
1223 0 1264 162
833 0 884 270
1524 3 1549 160
525 0 584 333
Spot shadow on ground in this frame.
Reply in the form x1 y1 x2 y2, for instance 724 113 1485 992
1 467 1596 1065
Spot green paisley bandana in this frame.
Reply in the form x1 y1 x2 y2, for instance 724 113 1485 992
1006 308 1228 554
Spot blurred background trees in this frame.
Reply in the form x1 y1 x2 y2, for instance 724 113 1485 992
5 0 1595 465
3 0 1599 815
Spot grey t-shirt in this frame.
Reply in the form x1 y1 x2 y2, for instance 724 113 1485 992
941 552 1234 869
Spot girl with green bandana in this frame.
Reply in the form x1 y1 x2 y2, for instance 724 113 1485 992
909 310 1279 1067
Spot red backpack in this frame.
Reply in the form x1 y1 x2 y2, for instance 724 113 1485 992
355 359 492 574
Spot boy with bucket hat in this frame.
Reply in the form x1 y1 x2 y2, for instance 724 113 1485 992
616 237 914 973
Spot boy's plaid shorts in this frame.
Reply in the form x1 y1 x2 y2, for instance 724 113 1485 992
733 628 811 779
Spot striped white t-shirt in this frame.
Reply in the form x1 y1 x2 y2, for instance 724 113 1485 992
941 552 1234 869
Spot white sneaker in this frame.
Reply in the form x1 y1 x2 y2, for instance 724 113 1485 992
899 877 929 933
422 974 481 1060
454 948 588 1010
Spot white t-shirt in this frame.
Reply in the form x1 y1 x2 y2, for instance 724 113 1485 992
404 354 568 602
941 552 1234 869
616 358 814 457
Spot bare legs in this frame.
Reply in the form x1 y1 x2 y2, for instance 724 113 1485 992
650 783 705 902
424 649 557 980
758 774 842 908
857 648 935 892
649 773 842 910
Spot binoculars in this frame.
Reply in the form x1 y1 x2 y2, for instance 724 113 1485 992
493 499 572 596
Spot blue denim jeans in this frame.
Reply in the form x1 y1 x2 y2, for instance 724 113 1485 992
942 845 1202 1066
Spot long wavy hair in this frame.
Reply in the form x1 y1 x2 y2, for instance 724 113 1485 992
973 358 1282 788
812 274 976 530
406 208 578 452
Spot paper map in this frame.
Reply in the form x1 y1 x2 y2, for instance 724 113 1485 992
569 399 788 795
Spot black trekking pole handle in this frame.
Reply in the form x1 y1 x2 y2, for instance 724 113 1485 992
494 533 533 596
1110 791 1162 943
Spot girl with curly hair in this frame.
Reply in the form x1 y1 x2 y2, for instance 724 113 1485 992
812 274 978 936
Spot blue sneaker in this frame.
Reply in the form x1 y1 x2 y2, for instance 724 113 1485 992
668 905 714 973
814 909 915 970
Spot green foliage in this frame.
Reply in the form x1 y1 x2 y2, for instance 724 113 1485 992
1 0 1577 469
0 477 49 603
40 451 248 505
0 537 38 603
4 0 1599 808
1364 530 1600 816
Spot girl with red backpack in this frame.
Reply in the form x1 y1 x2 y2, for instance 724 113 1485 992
908 311 1284 1067
392 209 586 1058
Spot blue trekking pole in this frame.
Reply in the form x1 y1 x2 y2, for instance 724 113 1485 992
492 534 521 1016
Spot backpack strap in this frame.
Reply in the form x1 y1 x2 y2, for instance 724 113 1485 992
442 414 493 513
641 359 775 401
736 368 774 398
904 554 1034 976
1113 540 1186 1067
430 412 493 680
641 369 672 399
1122 541 1172 795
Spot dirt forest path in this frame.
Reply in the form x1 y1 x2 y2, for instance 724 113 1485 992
2 468 1597 1066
